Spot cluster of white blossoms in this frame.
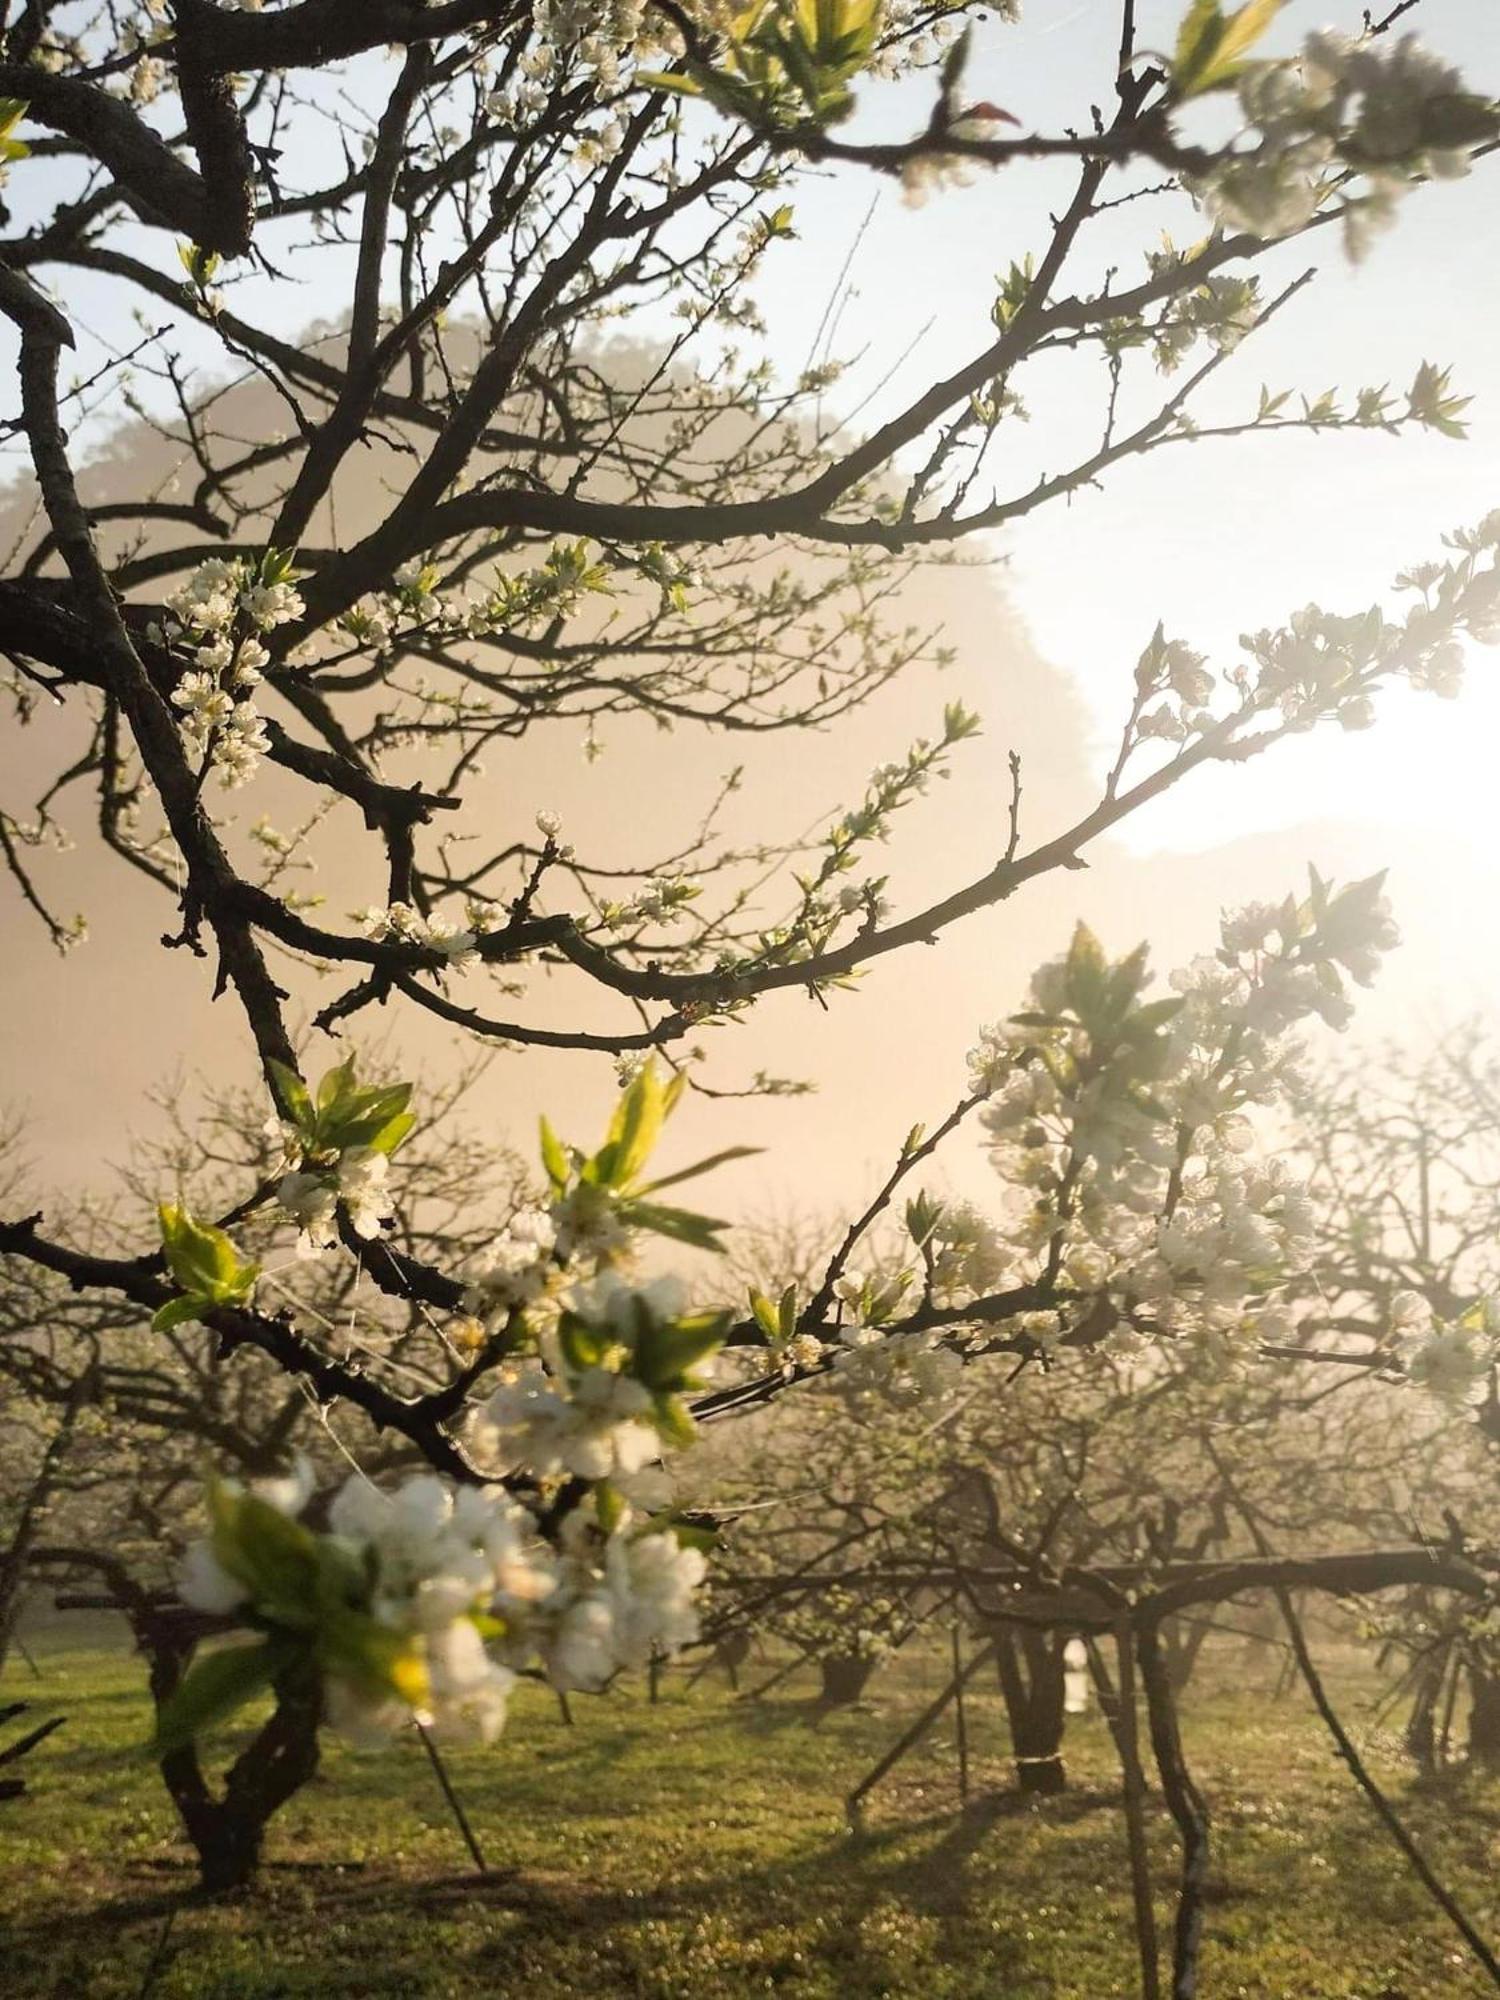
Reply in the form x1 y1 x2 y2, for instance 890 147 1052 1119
277 1146 394 1255
163 1066 732 1755
177 1462 706 1740
1132 622 1219 747
1121 514 1499 756
538 1509 707 1692
914 1196 1012 1303
1149 269 1260 374
550 1174 636 1262
965 873 1401 1374
764 1582 903 1667
835 1321 963 1407
530 0 650 95
599 878 698 933
459 1207 560 1322
1383 1291 1500 1407
157 555 302 789
354 900 480 971
471 1275 699 1481
1194 31 1491 256
335 542 616 672
257 1056 415 1258
480 1360 660 1480
823 1261 964 1406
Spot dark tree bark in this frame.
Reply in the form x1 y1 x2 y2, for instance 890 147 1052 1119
34 1548 322 1892
1467 1664 1500 1772
1405 1651 1446 1774
720 1630 750 1693
818 1653 879 1706
1159 1616 1210 1696
993 1625 1069 1795
150 1637 323 1894
1138 1619 1211 2000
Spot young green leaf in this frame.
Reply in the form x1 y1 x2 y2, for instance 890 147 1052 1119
625 1200 731 1253
153 1639 295 1755
633 1311 729 1392
557 1311 616 1374
651 1392 699 1450
778 1283 799 1342
1172 0 1283 98
748 1289 782 1341
638 1144 763 1195
539 1115 571 1193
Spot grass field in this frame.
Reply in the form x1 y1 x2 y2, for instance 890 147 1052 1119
4 1629 1500 1999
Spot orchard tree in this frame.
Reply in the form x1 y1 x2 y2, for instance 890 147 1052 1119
1283 1027 1500 1770
3 1 1500 1982
0 0 1496 1051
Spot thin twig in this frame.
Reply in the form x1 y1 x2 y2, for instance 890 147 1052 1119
1137 1620 1209 2000
415 1719 487 1876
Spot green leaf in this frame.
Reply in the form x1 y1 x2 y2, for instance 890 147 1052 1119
748 1289 781 1341
595 1480 627 1534
539 1116 571 1193
175 240 220 287
558 1311 615 1374
939 24 973 98
1173 0 1223 87
638 1145 762 1195
209 1488 321 1629
158 1202 255 1303
636 68 705 97
364 1110 416 1157
153 1640 294 1756
0 99 29 164
600 1063 667 1189
1064 922 1110 1020
661 1515 720 1553
151 1294 212 1333
625 1201 730 1253
316 1056 358 1115
778 1283 798 1342
326 1083 413 1151
634 1311 729 1392
651 1392 699 1450
316 1602 428 1709
1172 0 1283 97
267 1060 314 1132
1130 997 1185 1034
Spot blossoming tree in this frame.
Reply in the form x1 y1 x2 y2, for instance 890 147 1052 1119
3 0 1500 1979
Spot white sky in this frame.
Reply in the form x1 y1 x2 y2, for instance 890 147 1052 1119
741 0 1500 852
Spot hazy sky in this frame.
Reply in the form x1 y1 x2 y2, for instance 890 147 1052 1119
2 0 1498 1230
751 0 1500 849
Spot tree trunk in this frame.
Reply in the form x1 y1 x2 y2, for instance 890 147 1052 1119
721 1630 750 1692
1467 1664 1500 1771
32 1547 322 1890
149 1630 322 1892
1161 1617 1209 1696
0 1372 92 1678
1404 1651 1445 1773
994 1625 1069 1794
819 1653 878 1706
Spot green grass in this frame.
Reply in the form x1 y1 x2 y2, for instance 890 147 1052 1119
5 1634 1500 1998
